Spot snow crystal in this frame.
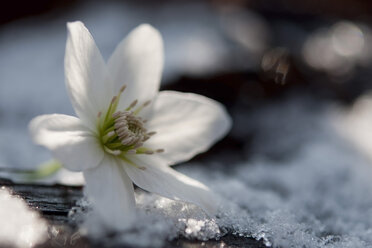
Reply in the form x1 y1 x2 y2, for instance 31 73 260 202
0 188 47 247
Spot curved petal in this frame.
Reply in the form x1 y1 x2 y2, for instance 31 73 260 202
107 24 163 112
83 156 136 231
29 114 104 172
145 91 232 165
122 155 218 216
65 21 112 130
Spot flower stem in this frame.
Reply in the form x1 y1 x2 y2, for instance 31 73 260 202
0 160 62 181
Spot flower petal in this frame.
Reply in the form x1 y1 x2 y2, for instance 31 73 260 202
83 156 136 231
107 24 163 112
122 155 218 215
65 21 111 130
145 91 232 165
29 114 104 171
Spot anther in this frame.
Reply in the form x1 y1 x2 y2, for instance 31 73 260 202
114 122 122 129
116 131 127 138
120 85 127 92
128 100 138 109
143 100 151 107
126 149 136 154
121 137 134 145
117 118 129 126
112 111 121 118
117 132 128 139
156 149 165 153
116 126 128 133
111 150 122 156
97 112 102 118
147 131 157 136
107 131 116 138
101 100 150 156
104 147 122 156
133 142 143 149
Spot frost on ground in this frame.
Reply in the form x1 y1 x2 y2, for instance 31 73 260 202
65 96 372 248
0 188 47 248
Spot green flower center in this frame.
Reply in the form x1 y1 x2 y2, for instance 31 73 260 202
96 85 164 161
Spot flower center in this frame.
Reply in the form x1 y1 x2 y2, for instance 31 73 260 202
111 111 149 151
96 85 164 159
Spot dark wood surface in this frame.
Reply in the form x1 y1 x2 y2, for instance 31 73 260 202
0 178 266 248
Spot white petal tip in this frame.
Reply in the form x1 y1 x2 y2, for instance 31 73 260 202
66 21 90 40
130 23 163 49
66 21 84 28
136 23 160 35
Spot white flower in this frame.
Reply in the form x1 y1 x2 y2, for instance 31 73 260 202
29 21 231 231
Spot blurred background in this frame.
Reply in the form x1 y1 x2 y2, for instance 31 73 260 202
2 0 372 165
1 0 372 247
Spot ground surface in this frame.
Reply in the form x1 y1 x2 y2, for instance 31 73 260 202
0 178 266 248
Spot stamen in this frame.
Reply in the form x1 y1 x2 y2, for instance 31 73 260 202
114 122 123 129
133 142 143 149
116 126 128 133
99 85 154 158
111 150 122 156
127 149 136 154
156 149 165 153
112 111 121 119
111 96 117 104
126 100 138 110
105 142 123 149
105 85 126 123
96 112 103 129
120 85 126 92
104 146 122 156
134 100 151 115
116 116 127 123
107 131 115 138
121 137 134 145
117 132 128 140
147 131 157 136
103 126 115 135
116 129 128 137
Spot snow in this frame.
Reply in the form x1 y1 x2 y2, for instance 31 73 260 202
0 1 372 248
64 97 372 248
0 188 47 247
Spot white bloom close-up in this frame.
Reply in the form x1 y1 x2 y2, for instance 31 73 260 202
29 21 231 231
